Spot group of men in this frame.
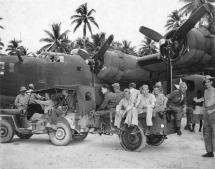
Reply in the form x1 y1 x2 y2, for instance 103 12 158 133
13 75 215 158
95 82 170 134
95 76 215 158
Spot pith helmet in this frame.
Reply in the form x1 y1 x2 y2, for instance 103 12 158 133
20 86 27 92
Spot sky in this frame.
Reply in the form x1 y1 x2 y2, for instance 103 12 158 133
0 0 185 52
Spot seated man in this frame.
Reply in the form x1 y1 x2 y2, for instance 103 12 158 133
152 85 168 118
58 89 77 113
135 84 156 133
94 85 117 129
114 89 137 129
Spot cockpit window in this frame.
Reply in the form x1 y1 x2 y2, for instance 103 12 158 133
0 62 5 75
50 55 64 63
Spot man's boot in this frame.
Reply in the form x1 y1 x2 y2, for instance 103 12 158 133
202 152 214 158
176 127 182 136
184 125 189 130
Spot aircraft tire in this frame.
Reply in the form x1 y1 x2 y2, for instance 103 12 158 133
0 119 14 143
16 132 33 139
119 122 146 151
49 119 72 146
72 132 88 141
146 135 165 146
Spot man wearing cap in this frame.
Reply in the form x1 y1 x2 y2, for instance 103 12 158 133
112 83 124 104
14 86 28 113
202 75 215 158
26 83 43 104
167 82 187 135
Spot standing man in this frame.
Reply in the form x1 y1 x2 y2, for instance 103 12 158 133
202 75 215 158
14 86 29 127
167 82 187 136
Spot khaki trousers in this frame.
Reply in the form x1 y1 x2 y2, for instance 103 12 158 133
203 111 215 153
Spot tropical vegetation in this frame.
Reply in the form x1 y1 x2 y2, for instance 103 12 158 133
71 2 99 48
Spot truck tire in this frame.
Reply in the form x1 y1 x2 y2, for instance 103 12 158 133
119 122 146 151
49 119 72 146
147 135 165 146
0 119 14 143
16 132 33 139
73 132 88 141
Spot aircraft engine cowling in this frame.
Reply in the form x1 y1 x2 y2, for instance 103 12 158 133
172 28 215 69
96 51 150 83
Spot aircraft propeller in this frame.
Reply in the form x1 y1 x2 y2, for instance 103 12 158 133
88 34 114 74
139 4 208 60
139 4 208 93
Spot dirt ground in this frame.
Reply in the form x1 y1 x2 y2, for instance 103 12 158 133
0 118 215 169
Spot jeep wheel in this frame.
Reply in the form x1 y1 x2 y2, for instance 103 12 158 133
147 135 165 146
49 120 72 146
119 122 146 151
16 132 33 139
73 132 88 141
0 119 14 143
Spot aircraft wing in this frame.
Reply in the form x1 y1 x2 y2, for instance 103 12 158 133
137 53 166 72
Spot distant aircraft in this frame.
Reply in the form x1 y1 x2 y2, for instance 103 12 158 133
0 4 214 108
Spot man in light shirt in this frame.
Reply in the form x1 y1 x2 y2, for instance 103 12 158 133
202 75 215 158
129 82 140 105
135 85 156 134
114 89 136 128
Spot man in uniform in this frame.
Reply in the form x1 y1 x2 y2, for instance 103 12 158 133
114 89 135 128
167 82 187 136
129 82 140 105
112 83 124 104
202 75 215 158
14 86 29 127
58 89 77 112
94 85 117 129
135 84 156 134
14 86 28 113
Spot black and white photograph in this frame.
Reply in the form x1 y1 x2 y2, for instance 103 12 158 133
0 0 215 168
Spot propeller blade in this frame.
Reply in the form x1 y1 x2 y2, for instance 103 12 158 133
173 4 208 40
139 26 163 42
94 34 114 60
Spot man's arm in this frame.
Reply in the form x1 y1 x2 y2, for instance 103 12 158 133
98 94 110 110
14 96 19 107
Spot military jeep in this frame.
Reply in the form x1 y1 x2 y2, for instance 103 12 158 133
0 85 95 146
93 107 176 151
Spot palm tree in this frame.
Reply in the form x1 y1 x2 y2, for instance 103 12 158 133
138 37 158 56
179 0 215 33
39 23 71 53
165 10 184 31
74 37 92 51
0 17 4 29
6 39 22 55
90 32 106 51
121 40 137 55
71 3 99 48
111 41 122 50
